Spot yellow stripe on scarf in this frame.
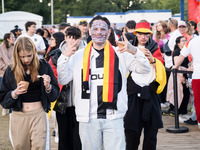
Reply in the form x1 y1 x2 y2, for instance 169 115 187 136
83 40 115 103
83 41 93 81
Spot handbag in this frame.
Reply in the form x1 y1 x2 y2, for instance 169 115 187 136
53 81 73 114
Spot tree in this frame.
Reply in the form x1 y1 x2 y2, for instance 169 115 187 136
0 0 51 24
69 0 122 16
0 0 186 24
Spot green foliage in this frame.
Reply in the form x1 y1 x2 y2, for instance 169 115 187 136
161 0 180 14
1 0 51 24
70 0 121 16
0 0 186 24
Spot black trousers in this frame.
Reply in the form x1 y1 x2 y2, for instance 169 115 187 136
125 124 158 150
56 106 81 150
179 83 190 115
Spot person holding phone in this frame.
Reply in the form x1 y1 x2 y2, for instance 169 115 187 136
124 21 166 150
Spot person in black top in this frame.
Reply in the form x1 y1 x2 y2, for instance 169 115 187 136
164 36 190 118
36 28 50 54
0 37 59 150
119 20 136 41
173 36 190 115
45 32 64 61
10 25 19 38
190 21 199 36
172 36 189 67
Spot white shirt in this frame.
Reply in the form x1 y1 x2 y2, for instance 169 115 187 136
168 29 182 52
165 29 182 68
57 46 150 122
19 33 46 59
131 46 156 87
181 36 200 79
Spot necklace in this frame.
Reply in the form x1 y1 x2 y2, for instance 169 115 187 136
26 70 30 75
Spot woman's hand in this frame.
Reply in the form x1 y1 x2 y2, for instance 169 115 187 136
180 75 185 84
12 82 28 99
42 74 52 92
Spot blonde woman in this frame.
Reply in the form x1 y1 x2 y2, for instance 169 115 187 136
0 37 59 149
153 20 170 54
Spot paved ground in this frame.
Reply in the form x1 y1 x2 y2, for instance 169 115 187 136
0 106 200 150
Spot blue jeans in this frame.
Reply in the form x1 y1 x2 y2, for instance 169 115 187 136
188 79 197 121
0 77 2 84
190 95 197 121
79 118 125 150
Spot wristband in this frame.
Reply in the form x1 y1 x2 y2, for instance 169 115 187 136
151 58 156 64
46 84 52 93
11 90 18 99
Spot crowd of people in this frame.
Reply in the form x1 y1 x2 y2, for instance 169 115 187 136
0 15 199 150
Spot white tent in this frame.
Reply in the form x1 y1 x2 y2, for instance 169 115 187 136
0 11 43 39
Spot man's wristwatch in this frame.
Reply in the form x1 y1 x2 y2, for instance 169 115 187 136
151 58 156 64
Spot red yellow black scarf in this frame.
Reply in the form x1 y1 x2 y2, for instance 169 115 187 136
82 40 119 109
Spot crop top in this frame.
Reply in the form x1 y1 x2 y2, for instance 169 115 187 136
20 74 41 103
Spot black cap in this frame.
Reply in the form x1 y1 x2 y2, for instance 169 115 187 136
79 20 87 26
14 25 19 28
16 28 23 31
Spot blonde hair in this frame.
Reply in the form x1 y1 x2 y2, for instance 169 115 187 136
186 21 193 36
12 37 40 84
155 20 168 42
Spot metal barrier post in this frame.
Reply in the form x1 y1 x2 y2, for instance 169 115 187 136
166 69 189 133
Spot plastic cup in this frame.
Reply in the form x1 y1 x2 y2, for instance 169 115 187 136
20 81 29 91
117 43 124 48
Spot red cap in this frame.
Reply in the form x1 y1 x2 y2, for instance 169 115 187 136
133 22 153 35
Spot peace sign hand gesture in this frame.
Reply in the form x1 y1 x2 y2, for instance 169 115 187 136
116 33 137 55
63 37 80 57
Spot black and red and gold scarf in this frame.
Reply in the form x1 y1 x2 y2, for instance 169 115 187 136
82 40 119 109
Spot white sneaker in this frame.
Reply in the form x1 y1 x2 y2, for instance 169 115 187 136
1 108 7 116
179 115 189 123
161 103 168 108
181 114 190 120
198 122 200 130
55 137 59 143
164 102 170 107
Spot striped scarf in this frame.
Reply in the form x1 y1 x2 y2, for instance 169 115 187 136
82 40 119 109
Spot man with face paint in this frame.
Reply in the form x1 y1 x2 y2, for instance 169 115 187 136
124 21 166 150
57 15 151 150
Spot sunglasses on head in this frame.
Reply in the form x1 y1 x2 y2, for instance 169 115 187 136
179 26 186 28
169 18 173 25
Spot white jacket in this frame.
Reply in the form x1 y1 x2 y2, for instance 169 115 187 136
57 46 150 122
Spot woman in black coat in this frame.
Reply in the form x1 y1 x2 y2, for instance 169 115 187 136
0 37 59 150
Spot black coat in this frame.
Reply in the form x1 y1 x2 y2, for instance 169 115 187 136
0 59 60 113
124 72 163 131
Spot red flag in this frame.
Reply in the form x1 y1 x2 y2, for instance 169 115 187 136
188 0 200 23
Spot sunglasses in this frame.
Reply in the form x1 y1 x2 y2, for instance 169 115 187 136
168 18 173 25
178 26 186 28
